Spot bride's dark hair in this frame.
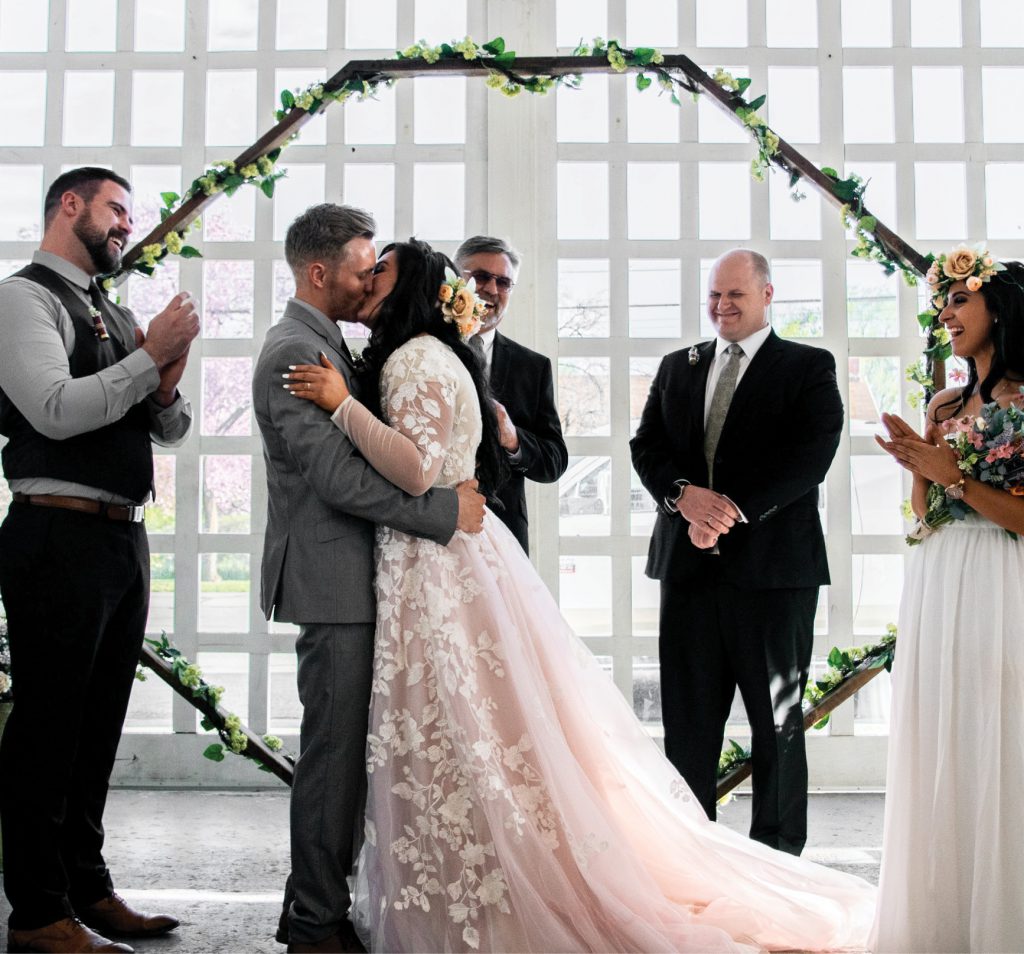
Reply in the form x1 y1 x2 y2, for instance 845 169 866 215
358 238 509 500
933 259 1024 421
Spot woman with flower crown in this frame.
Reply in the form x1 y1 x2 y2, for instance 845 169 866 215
285 238 874 953
872 249 1024 952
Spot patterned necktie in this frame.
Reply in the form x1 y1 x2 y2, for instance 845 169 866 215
703 343 744 488
468 334 487 377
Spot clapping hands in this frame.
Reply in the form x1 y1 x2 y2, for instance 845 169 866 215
875 412 960 486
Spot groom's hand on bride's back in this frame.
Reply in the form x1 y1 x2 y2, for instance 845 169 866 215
455 479 486 533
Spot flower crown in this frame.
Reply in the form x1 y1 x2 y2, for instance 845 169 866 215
438 266 488 341
924 244 1006 314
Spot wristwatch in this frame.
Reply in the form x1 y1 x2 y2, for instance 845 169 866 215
944 476 966 500
663 479 690 515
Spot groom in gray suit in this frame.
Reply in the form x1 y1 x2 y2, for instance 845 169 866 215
253 204 485 953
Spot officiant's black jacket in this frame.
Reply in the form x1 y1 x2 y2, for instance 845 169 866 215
490 331 568 552
631 331 843 588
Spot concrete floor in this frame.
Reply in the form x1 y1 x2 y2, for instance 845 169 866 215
0 790 884 953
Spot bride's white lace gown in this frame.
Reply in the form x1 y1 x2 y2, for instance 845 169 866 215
334 336 874 953
870 513 1024 953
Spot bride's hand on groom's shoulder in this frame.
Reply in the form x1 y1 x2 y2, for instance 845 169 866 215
283 352 350 412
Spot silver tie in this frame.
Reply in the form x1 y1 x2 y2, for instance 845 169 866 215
703 343 743 489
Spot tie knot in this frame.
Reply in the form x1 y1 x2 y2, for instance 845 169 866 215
725 343 743 358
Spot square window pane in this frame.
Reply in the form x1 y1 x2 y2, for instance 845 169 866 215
556 0 607 49
344 84 396 145
208 0 259 51
0 165 43 240
273 164 325 240
842 0 891 46
698 163 750 239
66 0 116 51
629 259 680 338
766 0 818 47
986 164 1024 239
632 558 660 640
767 67 819 143
201 455 252 534
203 260 254 338
150 455 176 533
346 0 395 48
0 72 46 146
126 261 180 332
558 357 611 436
558 259 609 338
914 162 966 239
558 76 608 143
849 356 899 436
626 0 677 47
273 260 294 324
982 68 1024 142
911 0 961 46
854 668 891 736
633 655 661 723
344 164 395 242
852 555 903 634
269 653 301 731
276 69 327 145
559 456 611 536
844 162 896 229
130 165 181 237
146 553 175 635
413 164 465 240
132 72 184 146
414 77 466 144
63 72 115 146
629 456 659 534
206 70 258 145
628 163 678 239
843 68 895 143
627 79 679 143
276 0 327 49
557 162 609 240
0 0 47 50
851 455 903 535
698 69 751 143
980 0 1024 47
771 259 822 337
202 357 252 436
204 187 255 242
696 0 746 46
136 0 185 51
912 68 963 143
770 175 821 241
197 558 251 632
194 653 248 722
558 555 611 636
415 0 467 39
847 260 899 337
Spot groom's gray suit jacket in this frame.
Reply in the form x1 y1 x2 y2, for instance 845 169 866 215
253 299 459 624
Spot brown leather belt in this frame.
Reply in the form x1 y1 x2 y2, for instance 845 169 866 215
12 493 145 523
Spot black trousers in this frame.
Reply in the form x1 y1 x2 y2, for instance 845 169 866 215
658 580 817 855
0 502 149 929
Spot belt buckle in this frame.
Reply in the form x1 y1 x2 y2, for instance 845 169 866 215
126 504 145 523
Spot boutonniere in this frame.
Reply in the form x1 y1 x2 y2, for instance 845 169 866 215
688 345 700 365
88 306 110 341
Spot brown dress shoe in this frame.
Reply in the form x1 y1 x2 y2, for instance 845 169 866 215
6 916 134 953
78 893 179 938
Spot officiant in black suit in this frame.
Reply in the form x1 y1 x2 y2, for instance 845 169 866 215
630 249 843 856
454 236 568 553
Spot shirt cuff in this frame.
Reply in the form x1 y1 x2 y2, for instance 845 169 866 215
662 479 689 516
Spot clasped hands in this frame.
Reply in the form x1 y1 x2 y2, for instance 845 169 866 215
137 291 200 407
874 412 960 486
677 486 740 550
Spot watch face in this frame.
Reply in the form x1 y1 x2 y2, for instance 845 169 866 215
945 483 965 500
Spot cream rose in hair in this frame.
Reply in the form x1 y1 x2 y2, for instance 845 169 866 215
966 275 983 292
942 246 978 281
437 266 489 341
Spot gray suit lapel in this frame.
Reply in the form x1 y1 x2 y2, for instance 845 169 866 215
282 300 355 373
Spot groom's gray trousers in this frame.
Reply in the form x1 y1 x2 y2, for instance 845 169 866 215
289 621 375 945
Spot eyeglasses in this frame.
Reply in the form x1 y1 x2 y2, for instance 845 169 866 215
464 269 516 292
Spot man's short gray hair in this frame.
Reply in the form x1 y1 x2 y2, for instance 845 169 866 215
454 235 521 273
285 203 376 273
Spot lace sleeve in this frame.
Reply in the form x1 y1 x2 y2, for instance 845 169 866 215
331 360 457 496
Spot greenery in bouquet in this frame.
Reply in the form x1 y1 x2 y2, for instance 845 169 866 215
0 607 11 703
907 390 1024 545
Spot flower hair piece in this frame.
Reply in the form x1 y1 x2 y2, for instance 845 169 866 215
924 244 1006 314
438 266 489 341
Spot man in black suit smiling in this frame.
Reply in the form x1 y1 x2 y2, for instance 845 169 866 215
455 236 568 553
630 249 843 855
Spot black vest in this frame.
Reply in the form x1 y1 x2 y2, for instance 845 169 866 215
0 263 154 502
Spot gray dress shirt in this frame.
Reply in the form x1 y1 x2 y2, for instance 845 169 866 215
0 250 193 504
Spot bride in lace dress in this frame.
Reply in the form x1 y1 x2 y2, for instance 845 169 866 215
286 239 875 953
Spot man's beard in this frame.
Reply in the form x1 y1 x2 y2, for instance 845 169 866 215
72 207 124 274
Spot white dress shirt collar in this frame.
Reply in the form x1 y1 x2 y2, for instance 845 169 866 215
713 322 772 363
